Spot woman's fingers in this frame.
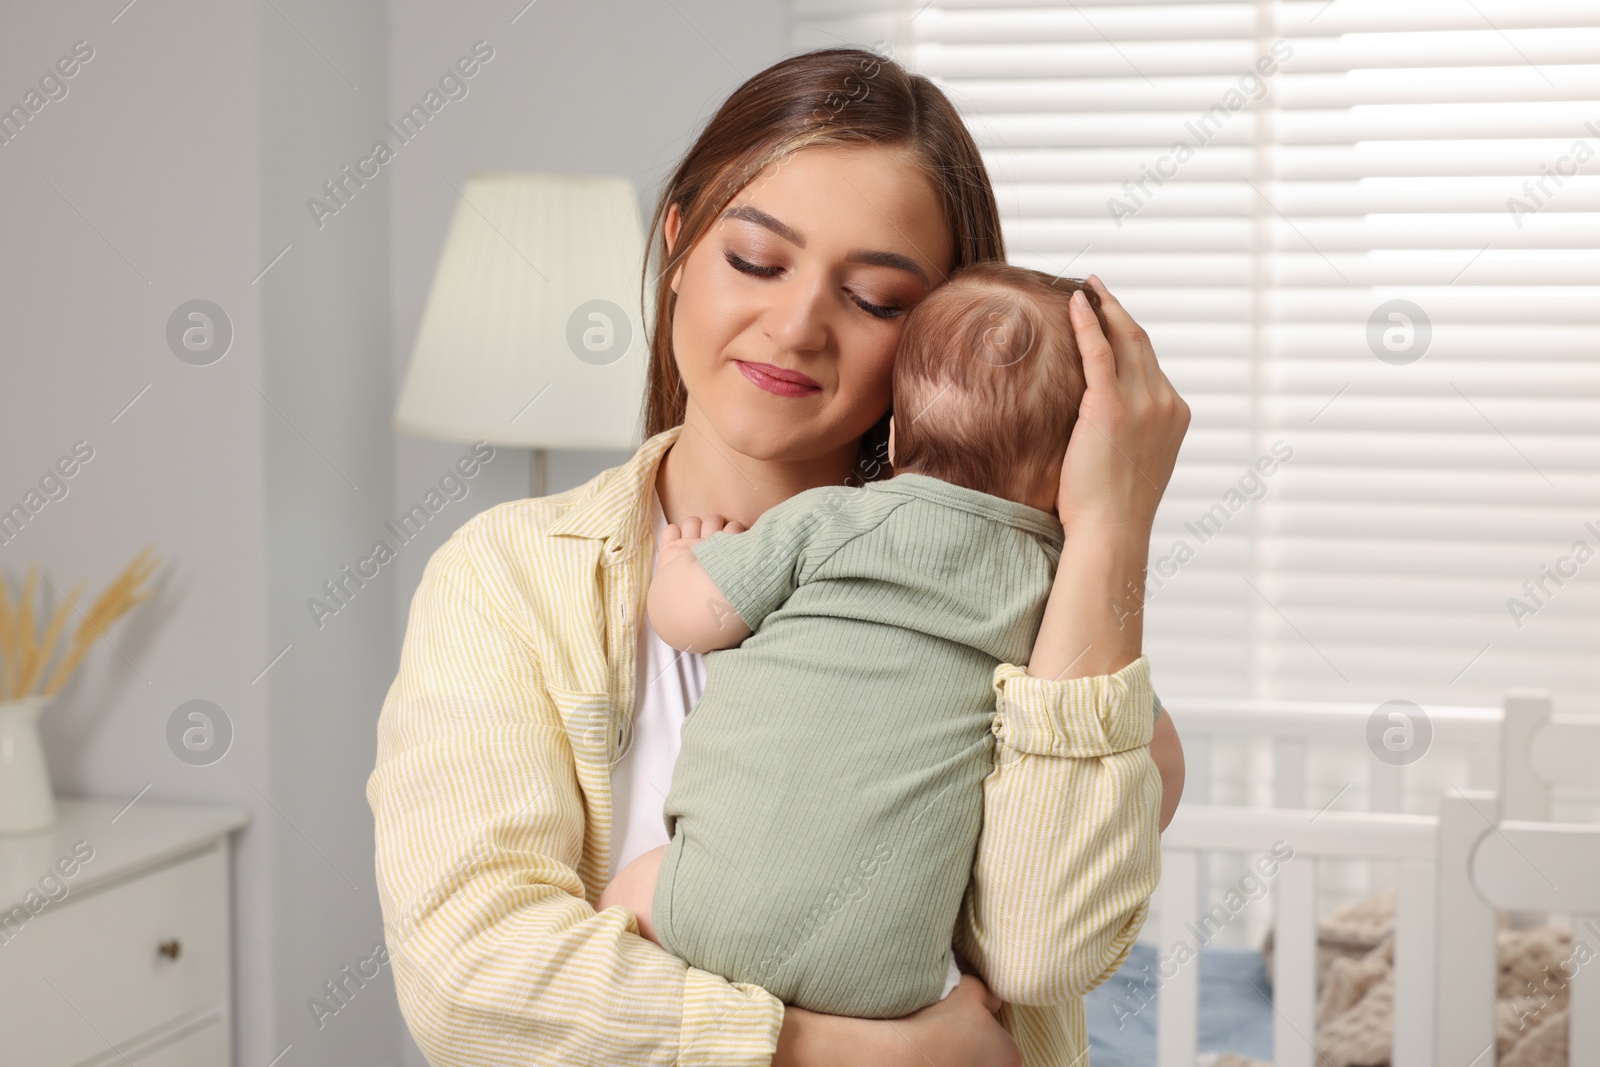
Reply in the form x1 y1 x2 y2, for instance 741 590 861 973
1086 275 1153 390
1069 289 1117 406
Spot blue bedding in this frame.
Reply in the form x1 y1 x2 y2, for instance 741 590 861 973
1085 941 1276 1066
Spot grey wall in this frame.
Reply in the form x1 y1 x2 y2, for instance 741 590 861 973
386 0 793 650
1 1 788 1064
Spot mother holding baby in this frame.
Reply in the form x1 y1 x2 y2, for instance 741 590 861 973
368 47 1188 1067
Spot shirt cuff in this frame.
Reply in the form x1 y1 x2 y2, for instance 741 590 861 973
680 967 785 1067
992 655 1157 758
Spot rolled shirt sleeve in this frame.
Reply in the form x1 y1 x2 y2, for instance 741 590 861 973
957 655 1163 1010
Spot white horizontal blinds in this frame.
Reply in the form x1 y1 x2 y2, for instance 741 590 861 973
793 0 1600 713
1245 1 1600 713
790 0 918 53
915 2 1272 696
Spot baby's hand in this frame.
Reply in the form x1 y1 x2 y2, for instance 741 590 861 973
658 514 746 569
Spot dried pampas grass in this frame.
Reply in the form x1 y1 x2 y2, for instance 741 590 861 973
0 545 160 702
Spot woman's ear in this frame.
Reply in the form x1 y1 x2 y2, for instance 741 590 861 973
664 202 684 295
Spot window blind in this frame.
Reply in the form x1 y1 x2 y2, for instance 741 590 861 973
793 0 1600 714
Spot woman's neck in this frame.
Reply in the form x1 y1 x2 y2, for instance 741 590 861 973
654 402 862 529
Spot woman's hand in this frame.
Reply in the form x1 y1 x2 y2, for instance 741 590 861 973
1056 276 1189 533
1029 276 1189 681
773 975 1020 1067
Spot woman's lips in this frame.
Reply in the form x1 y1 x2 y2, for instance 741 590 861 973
735 360 822 398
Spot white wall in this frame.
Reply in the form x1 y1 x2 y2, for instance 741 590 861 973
1 1 789 1065
1 1 282 1062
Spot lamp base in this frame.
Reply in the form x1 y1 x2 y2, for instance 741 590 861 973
530 447 547 498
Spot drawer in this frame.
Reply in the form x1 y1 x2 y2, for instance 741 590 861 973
123 1015 227 1067
0 845 228 1067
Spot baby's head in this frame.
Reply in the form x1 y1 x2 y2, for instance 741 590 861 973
887 262 1109 511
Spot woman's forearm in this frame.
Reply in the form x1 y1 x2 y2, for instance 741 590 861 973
1028 526 1149 680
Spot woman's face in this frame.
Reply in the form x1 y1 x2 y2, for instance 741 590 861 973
665 143 954 467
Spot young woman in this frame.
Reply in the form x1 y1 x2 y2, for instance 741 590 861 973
368 48 1188 1067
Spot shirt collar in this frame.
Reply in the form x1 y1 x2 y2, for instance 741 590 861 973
545 423 684 554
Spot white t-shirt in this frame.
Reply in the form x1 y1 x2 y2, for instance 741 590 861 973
607 487 706 881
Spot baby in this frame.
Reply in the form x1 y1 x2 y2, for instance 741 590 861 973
599 262 1182 1018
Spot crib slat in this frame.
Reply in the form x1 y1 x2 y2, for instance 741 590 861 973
1390 856 1435 1067
1272 854 1317 1067
1272 738 1306 809
1156 850 1199 1067
1574 912 1600 1064
1435 792 1500 1067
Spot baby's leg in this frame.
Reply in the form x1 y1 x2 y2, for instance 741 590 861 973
598 844 666 944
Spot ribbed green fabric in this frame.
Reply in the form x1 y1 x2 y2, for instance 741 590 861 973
653 473 1067 1018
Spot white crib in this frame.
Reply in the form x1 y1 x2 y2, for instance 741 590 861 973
1146 692 1599 1067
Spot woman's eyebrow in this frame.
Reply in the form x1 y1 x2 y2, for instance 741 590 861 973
720 204 930 285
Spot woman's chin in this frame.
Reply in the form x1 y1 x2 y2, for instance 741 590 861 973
708 411 843 465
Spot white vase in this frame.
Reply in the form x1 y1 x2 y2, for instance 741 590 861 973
0 696 57 834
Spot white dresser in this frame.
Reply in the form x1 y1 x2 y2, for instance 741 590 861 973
0 797 249 1066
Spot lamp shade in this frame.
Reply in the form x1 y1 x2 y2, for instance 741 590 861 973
394 172 649 450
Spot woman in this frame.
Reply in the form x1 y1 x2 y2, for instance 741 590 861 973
368 48 1188 1066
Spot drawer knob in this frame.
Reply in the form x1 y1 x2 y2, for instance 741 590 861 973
158 939 182 960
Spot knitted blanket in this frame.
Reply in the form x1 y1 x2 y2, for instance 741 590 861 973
1219 891 1573 1067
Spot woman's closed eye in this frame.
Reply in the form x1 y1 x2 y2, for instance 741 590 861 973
724 250 905 321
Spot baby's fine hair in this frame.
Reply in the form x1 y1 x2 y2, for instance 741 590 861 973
891 262 1110 502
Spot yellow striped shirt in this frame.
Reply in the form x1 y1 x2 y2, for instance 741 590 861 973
367 423 1162 1066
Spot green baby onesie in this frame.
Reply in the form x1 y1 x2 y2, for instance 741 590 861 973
652 472 1065 1017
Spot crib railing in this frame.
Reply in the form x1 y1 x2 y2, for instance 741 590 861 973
1169 697 1507 813
1159 806 1442 1067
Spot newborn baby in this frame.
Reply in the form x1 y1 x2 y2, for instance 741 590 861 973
599 262 1181 1018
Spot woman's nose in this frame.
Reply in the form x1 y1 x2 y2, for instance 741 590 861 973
762 273 830 354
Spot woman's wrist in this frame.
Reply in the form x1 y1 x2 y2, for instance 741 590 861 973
1029 524 1150 680
773 1006 896 1067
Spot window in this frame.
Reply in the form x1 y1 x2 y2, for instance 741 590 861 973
795 1 1600 713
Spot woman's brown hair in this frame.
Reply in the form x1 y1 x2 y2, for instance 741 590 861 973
639 47 1005 485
